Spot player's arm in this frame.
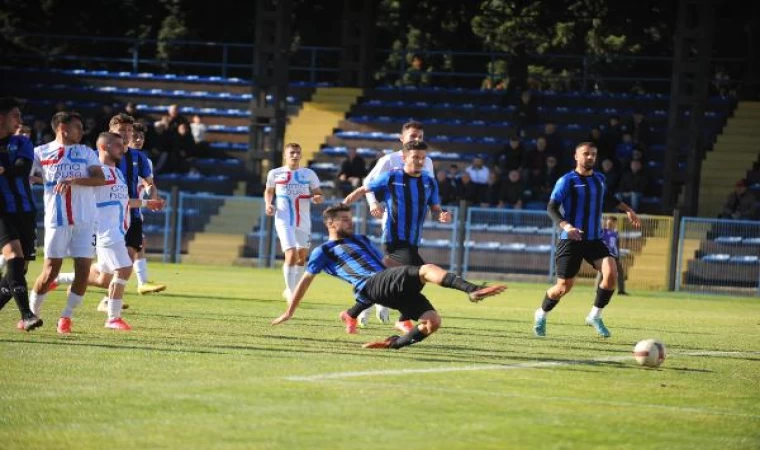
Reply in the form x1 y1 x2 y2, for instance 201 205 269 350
430 204 452 223
141 176 159 200
0 157 32 177
547 176 583 240
308 170 324 204
128 198 165 210
606 190 641 229
271 272 316 325
344 185 371 204
55 165 106 193
349 171 389 205
363 155 390 211
264 170 276 216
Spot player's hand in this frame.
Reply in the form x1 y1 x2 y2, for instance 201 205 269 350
54 178 73 194
627 210 642 229
265 204 275 216
369 203 385 218
312 194 324 204
271 311 293 325
565 227 584 241
146 199 165 211
438 210 452 223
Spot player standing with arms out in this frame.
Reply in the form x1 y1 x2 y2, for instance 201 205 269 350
0 98 42 331
91 132 164 329
343 140 450 334
535 142 640 338
271 204 506 349
265 143 324 299
358 120 435 327
29 111 105 334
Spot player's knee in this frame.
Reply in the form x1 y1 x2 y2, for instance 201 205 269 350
555 280 574 297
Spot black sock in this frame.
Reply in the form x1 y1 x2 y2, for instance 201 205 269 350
594 287 615 308
441 273 478 294
6 257 33 318
541 293 559 312
390 326 427 349
347 301 372 318
0 279 12 311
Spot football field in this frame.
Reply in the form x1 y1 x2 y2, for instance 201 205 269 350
1 262 759 449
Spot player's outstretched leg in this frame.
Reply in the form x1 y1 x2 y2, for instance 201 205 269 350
363 310 441 349
585 257 617 338
534 278 574 337
418 264 506 301
340 301 374 334
104 267 133 331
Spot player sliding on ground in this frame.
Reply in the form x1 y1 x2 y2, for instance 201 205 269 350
271 203 507 349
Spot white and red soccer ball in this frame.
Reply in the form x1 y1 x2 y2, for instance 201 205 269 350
633 339 666 367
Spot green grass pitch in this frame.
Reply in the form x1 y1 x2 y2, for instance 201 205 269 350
1 262 759 449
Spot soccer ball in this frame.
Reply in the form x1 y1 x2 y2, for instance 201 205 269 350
633 339 666 368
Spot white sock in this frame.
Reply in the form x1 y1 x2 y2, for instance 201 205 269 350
30 291 46 316
0 254 6 268
134 259 148 285
283 265 299 294
588 306 602 320
108 299 123 320
61 292 84 318
535 308 547 320
56 272 75 285
294 265 305 289
357 306 373 323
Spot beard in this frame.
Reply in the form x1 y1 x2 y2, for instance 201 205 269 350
335 228 353 238
582 161 595 170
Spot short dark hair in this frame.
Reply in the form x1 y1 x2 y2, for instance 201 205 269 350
284 142 302 151
605 215 618 222
575 141 597 153
96 131 122 147
322 203 351 224
109 113 135 129
132 122 146 134
402 140 428 152
50 111 83 131
0 97 21 114
401 121 424 133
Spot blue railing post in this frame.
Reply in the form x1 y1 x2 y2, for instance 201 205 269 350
162 191 172 263
449 206 459 272
222 44 228 78
675 217 687 292
175 192 185 263
462 207 473 277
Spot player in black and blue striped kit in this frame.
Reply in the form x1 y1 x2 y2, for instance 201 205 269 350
343 140 451 333
271 203 505 349
535 142 640 338
0 98 43 331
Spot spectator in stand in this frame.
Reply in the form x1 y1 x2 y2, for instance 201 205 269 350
530 155 560 202
600 158 620 195
365 149 384 174
447 163 461 180
166 104 190 136
626 109 652 151
512 90 539 136
712 66 731 98
124 102 142 121
720 179 757 220
497 135 525 179
436 169 460 206
458 173 479 205
543 121 569 171
615 132 635 169
482 171 502 207
31 119 48 146
95 103 114 132
152 119 172 173
523 135 550 184
465 156 489 199
588 126 602 150
499 170 525 209
616 160 648 211
336 147 367 197
81 116 99 149
190 114 207 144
399 54 430 88
173 122 197 171
599 115 623 163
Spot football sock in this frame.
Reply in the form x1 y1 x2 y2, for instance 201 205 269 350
589 306 602 319
390 326 427 349
56 272 75 285
0 279 12 311
61 292 84 318
292 265 304 290
536 293 559 319
6 257 33 318
441 273 478 293
347 301 372 318
29 291 45 316
594 287 614 309
283 264 297 293
134 259 148 285
108 299 123 320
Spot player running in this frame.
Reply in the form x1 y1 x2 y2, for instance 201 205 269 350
271 203 506 349
535 142 641 338
264 143 324 299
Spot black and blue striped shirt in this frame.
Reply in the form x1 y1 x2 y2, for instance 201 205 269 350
550 171 607 240
367 169 440 246
117 148 152 221
306 235 385 303
0 135 36 214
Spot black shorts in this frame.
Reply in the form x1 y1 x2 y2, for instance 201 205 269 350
555 239 611 279
125 217 143 251
360 266 435 321
384 242 425 266
0 212 37 261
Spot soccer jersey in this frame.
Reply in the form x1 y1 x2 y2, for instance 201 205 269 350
266 167 321 229
306 234 385 302
118 148 152 221
367 169 440 245
94 165 130 247
363 150 435 205
0 135 36 213
550 171 607 240
33 141 101 228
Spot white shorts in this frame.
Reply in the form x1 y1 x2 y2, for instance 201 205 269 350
44 225 96 259
96 245 133 274
276 226 310 251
